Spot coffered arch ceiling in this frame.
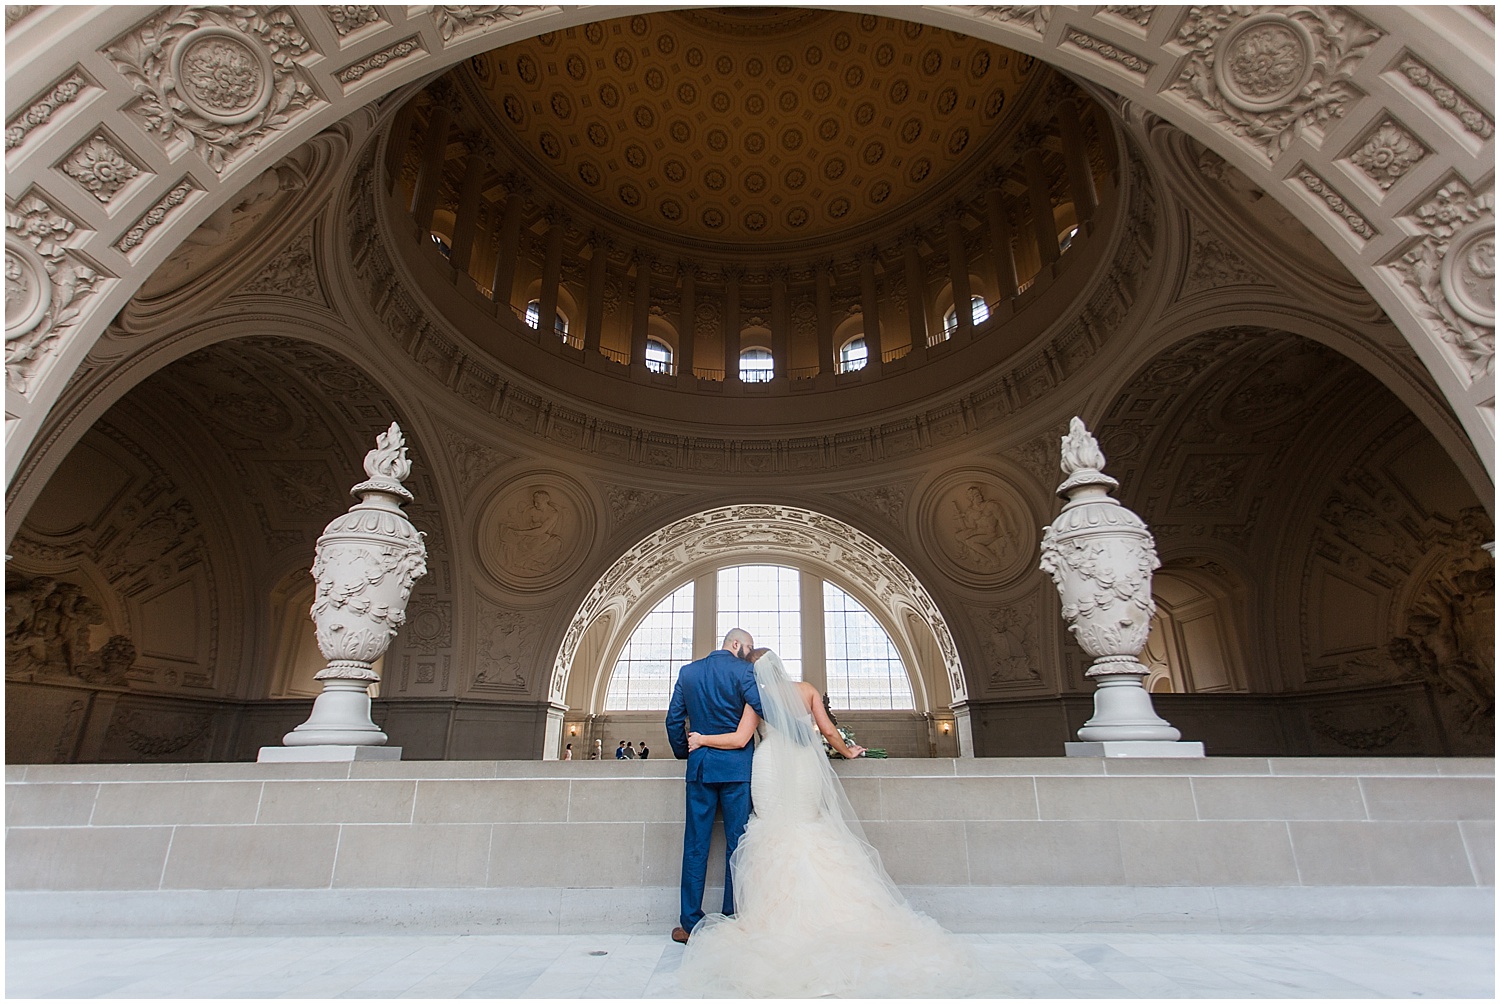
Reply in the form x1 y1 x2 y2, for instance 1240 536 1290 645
4 4 1494 498
467 9 1041 246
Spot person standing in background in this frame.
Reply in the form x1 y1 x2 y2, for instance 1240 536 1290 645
562 743 573 760
615 741 629 759
624 741 637 759
639 741 650 759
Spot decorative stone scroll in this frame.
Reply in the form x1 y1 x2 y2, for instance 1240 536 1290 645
283 422 428 747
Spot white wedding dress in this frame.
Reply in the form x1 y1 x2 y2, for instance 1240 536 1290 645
676 653 976 999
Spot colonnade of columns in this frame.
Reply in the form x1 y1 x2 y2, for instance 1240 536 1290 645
391 87 1104 388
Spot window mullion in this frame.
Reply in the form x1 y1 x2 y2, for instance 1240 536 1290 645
801 570 827 694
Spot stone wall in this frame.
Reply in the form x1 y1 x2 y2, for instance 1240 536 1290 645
6 757 1491 936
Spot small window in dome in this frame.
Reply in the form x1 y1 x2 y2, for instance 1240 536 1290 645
740 346 774 382
942 296 989 339
837 336 867 373
1059 224 1080 254
430 233 451 258
646 337 674 375
525 300 569 339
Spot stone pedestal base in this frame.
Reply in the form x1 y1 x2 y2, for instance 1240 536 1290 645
257 745 403 763
1066 741 1205 758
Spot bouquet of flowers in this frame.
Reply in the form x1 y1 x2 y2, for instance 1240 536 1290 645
822 694 887 758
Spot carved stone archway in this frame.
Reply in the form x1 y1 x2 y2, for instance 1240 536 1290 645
5 6 1494 494
548 504 969 746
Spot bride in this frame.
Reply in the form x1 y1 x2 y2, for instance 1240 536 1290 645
674 648 977 998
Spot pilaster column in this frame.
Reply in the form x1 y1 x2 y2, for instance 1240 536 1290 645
677 262 696 383
631 252 652 366
384 101 418 194
1022 132 1060 267
489 178 527 308
537 209 566 340
946 213 975 343
448 134 490 275
584 232 609 354
985 178 1020 300
901 232 929 362
723 267 741 383
859 250 883 375
770 266 790 378
409 89 454 231
815 261 835 375
1057 98 1097 224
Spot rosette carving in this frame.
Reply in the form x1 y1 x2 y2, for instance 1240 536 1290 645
105 7 317 173
5 195 103 393
1172 7 1381 160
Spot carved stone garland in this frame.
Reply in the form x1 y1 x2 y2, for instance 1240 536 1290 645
1039 418 1199 753
281 422 428 748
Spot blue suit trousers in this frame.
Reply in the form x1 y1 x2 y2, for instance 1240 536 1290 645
680 778 752 932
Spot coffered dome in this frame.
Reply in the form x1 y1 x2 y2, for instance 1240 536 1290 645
466 9 1040 246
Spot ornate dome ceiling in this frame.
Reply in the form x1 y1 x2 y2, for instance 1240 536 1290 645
466 9 1039 245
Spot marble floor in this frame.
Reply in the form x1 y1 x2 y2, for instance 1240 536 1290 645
4 931 1493 999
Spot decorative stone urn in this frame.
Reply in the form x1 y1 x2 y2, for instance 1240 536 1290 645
283 422 428 747
1040 418 1199 755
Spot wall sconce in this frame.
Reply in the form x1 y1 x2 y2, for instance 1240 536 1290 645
568 724 578 736
940 721 951 735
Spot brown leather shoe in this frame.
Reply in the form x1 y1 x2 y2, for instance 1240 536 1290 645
671 926 691 944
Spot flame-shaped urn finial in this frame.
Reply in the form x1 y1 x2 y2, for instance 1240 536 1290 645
283 422 428 748
1039 417 1192 750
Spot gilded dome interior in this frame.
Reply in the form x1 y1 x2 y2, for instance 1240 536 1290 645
467 10 1040 245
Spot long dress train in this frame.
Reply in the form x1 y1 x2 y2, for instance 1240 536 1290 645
675 654 976 998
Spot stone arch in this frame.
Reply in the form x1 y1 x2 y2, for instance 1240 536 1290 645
549 504 969 737
5 6 1492 491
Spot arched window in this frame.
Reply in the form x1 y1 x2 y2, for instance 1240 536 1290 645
600 563 919 710
717 564 803 679
525 300 569 339
942 296 990 339
837 336 867 373
1059 224 1080 254
645 337 674 375
739 346 774 383
824 581 913 710
605 581 695 711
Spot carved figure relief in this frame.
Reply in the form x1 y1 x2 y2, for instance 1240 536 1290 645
1388 508 1495 733
5 574 136 684
478 474 592 590
472 601 540 692
920 472 1032 584
975 602 1040 687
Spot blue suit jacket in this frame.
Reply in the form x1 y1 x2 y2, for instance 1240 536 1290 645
665 649 764 782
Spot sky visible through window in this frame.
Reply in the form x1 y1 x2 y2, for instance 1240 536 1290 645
717 564 802 680
603 581 694 711
824 581 914 710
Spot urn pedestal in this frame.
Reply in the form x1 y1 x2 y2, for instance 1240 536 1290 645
1040 419 1203 758
262 423 428 761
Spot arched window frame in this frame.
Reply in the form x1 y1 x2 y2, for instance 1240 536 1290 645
739 345 774 383
588 556 928 715
942 295 990 338
645 336 674 375
837 334 867 374
525 299 570 339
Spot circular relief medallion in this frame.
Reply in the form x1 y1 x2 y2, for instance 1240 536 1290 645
171 26 274 125
478 474 593 591
919 470 1035 586
1213 13 1316 112
1440 221 1496 326
5 236 51 341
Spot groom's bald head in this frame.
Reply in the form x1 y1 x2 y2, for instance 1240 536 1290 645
722 628 754 660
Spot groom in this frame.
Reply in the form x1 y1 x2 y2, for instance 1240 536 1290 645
665 627 764 943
